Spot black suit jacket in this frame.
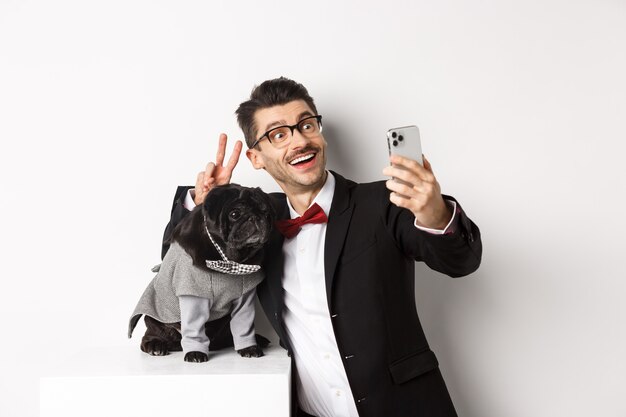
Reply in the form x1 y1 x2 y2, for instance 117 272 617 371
162 171 482 417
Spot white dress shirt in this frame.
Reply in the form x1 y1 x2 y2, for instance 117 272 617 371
281 172 360 417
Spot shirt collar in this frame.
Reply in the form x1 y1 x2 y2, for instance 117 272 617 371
286 171 335 219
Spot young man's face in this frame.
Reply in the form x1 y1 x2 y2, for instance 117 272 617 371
246 100 327 194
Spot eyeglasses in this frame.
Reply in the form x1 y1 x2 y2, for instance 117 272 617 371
251 115 323 149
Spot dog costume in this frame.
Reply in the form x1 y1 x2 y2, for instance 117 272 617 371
128 241 264 354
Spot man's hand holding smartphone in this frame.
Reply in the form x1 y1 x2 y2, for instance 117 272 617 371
383 126 452 230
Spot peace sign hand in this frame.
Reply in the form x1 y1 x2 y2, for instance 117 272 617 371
194 133 243 205
382 154 452 229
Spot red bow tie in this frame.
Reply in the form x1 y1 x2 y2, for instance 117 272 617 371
275 203 328 239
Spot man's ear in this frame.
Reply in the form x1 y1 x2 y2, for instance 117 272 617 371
246 149 265 170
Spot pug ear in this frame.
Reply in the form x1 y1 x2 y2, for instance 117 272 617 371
202 185 241 225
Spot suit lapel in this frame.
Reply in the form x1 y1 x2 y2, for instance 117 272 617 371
265 175 354 311
324 171 354 305
264 195 289 313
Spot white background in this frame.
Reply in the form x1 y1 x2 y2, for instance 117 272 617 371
1 1 625 416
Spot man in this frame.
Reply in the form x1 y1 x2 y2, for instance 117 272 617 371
161 77 482 417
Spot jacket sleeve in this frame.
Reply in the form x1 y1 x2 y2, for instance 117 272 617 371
161 185 194 259
381 186 482 278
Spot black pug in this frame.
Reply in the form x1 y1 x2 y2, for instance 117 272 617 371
128 184 274 363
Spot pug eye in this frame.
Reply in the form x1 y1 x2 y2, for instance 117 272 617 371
229 210 241 220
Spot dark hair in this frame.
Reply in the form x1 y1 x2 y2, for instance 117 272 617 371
236 77 318 148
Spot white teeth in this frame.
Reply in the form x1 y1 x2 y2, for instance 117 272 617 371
289 153 315 165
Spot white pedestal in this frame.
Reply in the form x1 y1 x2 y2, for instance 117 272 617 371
40 345 291 417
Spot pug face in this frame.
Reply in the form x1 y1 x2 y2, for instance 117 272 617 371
201 184 274 262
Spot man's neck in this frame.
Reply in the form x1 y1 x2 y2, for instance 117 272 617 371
283 171 328 215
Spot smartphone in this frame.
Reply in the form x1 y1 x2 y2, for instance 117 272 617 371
387 125 423 166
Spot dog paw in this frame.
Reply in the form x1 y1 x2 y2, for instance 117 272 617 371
237 345 264 358
255 334 271 349
144 340 170 356
184 351 208 363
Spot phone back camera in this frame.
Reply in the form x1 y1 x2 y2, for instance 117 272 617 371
393 140 398 146
398 135 404 142
391 132 397 138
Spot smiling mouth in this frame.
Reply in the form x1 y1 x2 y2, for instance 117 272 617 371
289 152 316 166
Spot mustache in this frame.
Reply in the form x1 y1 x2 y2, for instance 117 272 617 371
285 145 320 162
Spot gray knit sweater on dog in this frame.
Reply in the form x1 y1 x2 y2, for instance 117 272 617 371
128 242 264 349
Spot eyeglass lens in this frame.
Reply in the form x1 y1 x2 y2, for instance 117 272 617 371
268 117 321 144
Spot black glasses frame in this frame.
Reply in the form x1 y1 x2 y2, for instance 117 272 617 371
251 115 323 149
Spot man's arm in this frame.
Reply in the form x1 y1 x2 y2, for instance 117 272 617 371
161 186 194 259
381 188 481 277
381 154 482 277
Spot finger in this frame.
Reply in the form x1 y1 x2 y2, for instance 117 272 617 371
382 165 423 187
422 154 434 174
386 179 418 199
203 162 216 187
388 179 434 203
389 191 413 210
215 133 227 166
195 190 208 206
225 140 243 171
389 154 433 182
389 190 431 215
195 171 205 190
389 154 428 177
